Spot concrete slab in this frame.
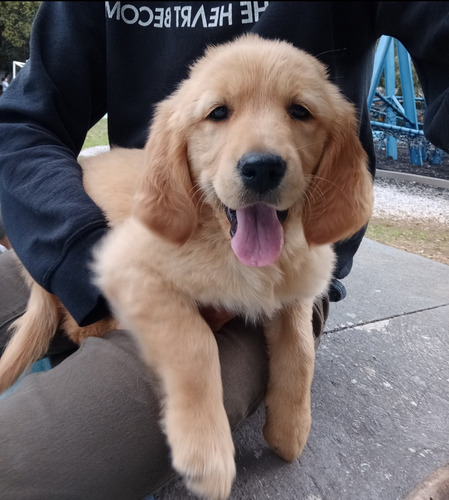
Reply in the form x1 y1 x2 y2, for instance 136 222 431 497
156 240 449 500
376 169 449 190
327 238 449 332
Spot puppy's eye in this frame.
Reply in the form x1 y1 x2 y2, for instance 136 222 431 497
288 104 311 121
207 106 229 122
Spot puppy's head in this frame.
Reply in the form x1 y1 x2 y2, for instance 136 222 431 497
133 34 373 266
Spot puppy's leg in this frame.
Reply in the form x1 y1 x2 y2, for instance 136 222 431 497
157 302 236 500
263 300 315 462
94 220 235 500
60 312 118 345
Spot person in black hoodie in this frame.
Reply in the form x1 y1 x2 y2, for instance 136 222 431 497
0 2 448 498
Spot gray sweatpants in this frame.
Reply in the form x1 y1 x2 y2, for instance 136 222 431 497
0 250 328 499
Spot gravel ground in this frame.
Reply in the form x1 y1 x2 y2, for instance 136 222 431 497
373 177 449 226
373 138 449 227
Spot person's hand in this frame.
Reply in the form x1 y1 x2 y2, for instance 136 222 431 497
199 305 235 332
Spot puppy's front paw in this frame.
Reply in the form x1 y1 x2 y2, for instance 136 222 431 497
180 447 236 500
263 394 311 462
166 407 236 500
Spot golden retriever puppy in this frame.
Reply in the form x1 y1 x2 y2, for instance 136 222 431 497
0 34 373 499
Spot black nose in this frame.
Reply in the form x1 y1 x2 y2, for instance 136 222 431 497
237 153 287 195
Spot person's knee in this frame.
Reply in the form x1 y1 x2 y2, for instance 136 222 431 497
216 318 268 428
0 251 29 352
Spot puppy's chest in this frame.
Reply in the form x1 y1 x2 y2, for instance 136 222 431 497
169 244 314 319
157 222 333 318
195 262 287 317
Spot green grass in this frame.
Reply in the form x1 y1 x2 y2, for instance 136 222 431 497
82 117 109 150
366 217 449 265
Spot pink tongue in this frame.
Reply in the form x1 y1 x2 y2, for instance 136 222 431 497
231 204 284 267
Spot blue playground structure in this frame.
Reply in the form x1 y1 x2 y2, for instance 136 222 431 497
369 35 445 166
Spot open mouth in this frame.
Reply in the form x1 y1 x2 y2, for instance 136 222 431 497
224 204 288 267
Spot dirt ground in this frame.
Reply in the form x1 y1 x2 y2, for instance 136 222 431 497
366 216 449 266
375 141 449 180
371 141 449 265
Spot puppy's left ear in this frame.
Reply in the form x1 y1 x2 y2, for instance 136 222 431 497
133 98 197 244
302 101 373 245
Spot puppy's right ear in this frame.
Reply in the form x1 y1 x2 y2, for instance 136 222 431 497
302 97 373 246
133 98 197 244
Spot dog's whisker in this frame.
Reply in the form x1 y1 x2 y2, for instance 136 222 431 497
190 183 221 219
303 184 325 225
307 173 357 208
315 47 347 59
293 140 324 153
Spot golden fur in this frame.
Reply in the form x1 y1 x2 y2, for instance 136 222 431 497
0 35 373 499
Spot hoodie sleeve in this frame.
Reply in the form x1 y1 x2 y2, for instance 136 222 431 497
374 1 449 153
0 2 110 326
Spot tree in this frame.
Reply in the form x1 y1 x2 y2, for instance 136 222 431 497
0 2 40 73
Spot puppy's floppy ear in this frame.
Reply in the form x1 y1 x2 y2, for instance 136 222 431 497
133 97 197 244
302 101 373 246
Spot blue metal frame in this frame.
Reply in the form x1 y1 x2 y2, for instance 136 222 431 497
369 36 427 166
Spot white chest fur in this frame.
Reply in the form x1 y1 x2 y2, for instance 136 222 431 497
103 217 335 322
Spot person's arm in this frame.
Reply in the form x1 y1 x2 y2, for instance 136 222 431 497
374 1 449 153
0 2 109 325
